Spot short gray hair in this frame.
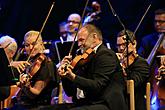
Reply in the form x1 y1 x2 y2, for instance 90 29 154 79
0 35 17 53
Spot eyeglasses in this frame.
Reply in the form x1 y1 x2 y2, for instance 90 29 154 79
116 43 127 48
155 20 165 24
67 20 80 24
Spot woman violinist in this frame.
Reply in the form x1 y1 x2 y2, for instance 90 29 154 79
10 30 57 109
116 29 150 110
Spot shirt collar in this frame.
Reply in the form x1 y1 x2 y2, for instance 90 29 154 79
93 42 102 53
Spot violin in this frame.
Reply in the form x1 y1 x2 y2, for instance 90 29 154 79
116 45 138 69
158 40 165 55
155 56 165 80
121 51 138 68
16 53 46 87
26 53 46 77
70 48 95 69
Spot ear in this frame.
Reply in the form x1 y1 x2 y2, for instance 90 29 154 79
133 40 137 47
93 33 97 39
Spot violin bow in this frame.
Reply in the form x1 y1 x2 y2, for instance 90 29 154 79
26 1 55 62
106 0 132 68
133 1 152 36
68 0 90 56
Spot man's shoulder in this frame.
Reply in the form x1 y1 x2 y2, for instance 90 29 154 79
97 44 114 54
96 44 117 59
142 33 159 41
137 56 149 65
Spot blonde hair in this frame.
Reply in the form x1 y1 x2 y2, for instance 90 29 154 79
24 30 43 43
0 35 17 54
24 30 45 51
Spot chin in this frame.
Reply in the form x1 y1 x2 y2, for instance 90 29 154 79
157 29 165 33
30 53 36 57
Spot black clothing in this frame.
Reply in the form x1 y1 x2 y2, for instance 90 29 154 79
138 32 164 109
62 44 128 110
125 56 150 110
0 86 10 101
12 54 57 109
49 41 78 65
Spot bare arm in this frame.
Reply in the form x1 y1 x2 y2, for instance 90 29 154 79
30 80 46 95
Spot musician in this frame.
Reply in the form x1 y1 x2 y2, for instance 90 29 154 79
11 30 57 109
59 21 68 43
137 8 165 108
116 30 150 110
58 24 128 110
65 13 81 41
0 35 29 101
138 8 165 58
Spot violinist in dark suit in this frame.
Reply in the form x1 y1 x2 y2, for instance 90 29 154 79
58 24 128 110
137 9 165 109
138 8 165 59
11 30 58 109
116 29 150 110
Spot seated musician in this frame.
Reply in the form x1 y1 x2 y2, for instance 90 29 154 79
10 30 58 109
58 24 128 110
0 35 29 101
116 29 150 110
137 8 165 109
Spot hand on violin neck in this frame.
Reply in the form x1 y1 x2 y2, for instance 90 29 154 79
58 63 75 80
9 61 30 73
65 64 76 80
61 55 72 65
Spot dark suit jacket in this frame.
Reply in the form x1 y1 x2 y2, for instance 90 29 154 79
62 44 128 110
126 56 150 110
138 32 160 59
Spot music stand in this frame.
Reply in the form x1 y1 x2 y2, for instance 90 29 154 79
0 48 13 86
49 41 78 64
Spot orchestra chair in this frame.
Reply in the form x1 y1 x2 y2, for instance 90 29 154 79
3 85 20 108
126 80 135 110
0 101 4 110
146 82 151 110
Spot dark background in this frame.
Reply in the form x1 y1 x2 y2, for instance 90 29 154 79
0 0 164 51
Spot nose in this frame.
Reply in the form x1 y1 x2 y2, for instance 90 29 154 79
78 42 82 47
29 44 33 50
155 22 160 26
155 21 162 26
69 22 73 25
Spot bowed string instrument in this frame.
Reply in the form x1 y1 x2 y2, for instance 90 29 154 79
16 1 55 87
107 0 153 73
58 0 102 104
5 1 55 107
64 0 102 71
